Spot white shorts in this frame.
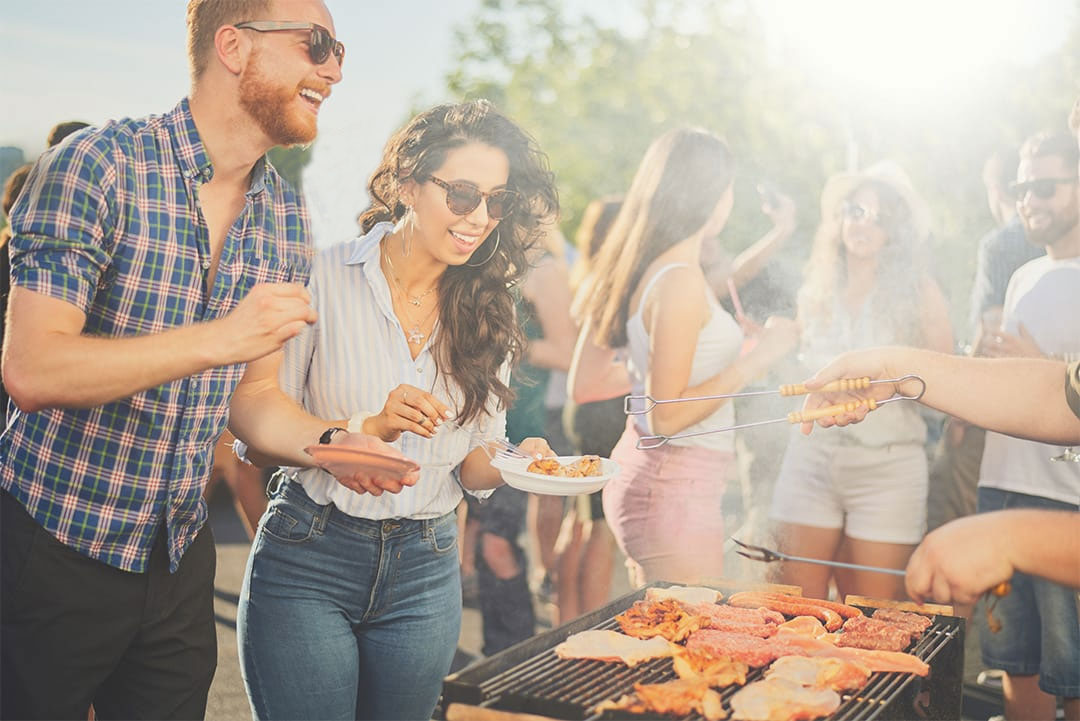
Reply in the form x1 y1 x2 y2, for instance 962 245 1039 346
768 432 928 545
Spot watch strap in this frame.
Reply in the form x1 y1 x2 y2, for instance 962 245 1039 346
319 427 348 445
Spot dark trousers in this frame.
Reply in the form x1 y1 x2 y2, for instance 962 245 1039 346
468 486 535 655
1 490 217 720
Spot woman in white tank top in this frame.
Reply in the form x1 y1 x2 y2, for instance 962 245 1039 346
568 129 799 587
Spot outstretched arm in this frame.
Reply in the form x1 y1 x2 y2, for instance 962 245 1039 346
906 510 1080 604
798 347 1080 445
3 283 316 413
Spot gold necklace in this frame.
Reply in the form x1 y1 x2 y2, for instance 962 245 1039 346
383 248 437 307
396 289 439 345
383 247 439 345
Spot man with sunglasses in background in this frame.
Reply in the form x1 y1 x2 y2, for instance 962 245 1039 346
0 2 414 718
969 129 1080 721
799 111 1080 721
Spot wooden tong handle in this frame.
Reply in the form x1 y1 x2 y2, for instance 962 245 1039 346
786 397 878 424
779 377 872 396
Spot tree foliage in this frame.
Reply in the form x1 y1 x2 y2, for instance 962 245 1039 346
445 0 1079 329
268 145 313 190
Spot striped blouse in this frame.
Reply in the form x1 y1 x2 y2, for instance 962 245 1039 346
279 222 502 519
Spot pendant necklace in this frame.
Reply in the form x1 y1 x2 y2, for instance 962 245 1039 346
399 294 439 346
383 246 438 345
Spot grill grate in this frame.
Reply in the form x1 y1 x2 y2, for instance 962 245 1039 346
442 586 964 721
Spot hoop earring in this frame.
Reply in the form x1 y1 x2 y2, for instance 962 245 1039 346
465 228 501 267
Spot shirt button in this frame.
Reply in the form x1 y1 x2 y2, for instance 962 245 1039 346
201 259 211 270
417 367 423 373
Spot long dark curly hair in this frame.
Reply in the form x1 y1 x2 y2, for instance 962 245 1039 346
359 100 558 424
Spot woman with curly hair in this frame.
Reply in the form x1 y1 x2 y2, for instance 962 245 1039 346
769 162 953 601
237 100 558 720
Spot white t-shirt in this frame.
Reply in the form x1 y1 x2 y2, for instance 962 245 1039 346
978 254 1080 505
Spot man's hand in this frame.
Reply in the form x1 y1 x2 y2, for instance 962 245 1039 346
311 433 420 496
798 348 899 434
213 283 317 365
905 513 1014 605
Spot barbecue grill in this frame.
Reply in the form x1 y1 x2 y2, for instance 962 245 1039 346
441 584 964 721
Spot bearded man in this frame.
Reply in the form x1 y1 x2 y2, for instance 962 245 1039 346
0 2 416 718
975 129 1080 721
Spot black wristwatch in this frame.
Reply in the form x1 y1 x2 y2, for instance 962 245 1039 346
319 427 348 445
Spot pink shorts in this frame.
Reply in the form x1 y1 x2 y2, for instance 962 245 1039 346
602 420 735 586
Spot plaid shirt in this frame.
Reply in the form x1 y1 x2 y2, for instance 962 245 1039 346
1 99 312 573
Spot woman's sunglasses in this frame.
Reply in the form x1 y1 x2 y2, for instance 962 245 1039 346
234 21 345 67
1007 177 1078 201
841 201 881 225
429 176 518 220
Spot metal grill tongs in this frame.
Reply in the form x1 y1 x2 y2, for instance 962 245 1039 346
626 374 926 450
732 537 905 576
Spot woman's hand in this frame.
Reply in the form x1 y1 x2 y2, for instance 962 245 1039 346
760 186 796 236
981 324 1045 359
514 436 555 461
317 432 420 496
365 384 453 442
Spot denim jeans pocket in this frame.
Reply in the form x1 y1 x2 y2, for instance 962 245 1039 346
425 517 458 555
261 504 317 544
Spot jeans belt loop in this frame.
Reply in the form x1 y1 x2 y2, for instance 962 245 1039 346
313 500 332 536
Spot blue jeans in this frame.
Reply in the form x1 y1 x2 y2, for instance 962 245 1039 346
976 487 1080 698
238 480 461 720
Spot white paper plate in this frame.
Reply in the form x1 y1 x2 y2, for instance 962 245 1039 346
491 455 619 496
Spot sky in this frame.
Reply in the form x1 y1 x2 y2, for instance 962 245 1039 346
0 0 481 246
1 0 1072 246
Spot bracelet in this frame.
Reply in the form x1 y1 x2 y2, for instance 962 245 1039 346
318 427 348 445
347 411 376 434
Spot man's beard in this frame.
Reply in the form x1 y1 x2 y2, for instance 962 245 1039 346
239 56 317 147
1024 204 1079 248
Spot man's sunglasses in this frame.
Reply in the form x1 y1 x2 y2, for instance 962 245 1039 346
429 176 518 220
1007 177 1078 201
234 21 345 67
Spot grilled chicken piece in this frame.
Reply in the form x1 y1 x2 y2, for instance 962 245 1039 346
553 629 674 667
765 655 871 692
646 585 724 605
730 677 841 721
597 679 727 721
617 599 705 643
673 646 749 687
526 457 565 475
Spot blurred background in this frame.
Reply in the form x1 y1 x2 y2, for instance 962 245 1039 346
1 0 1077 333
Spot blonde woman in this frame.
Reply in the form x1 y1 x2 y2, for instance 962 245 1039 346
769 162 953 601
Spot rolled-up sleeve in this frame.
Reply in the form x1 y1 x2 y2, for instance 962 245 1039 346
1066 360 1080 421
9 136 116 312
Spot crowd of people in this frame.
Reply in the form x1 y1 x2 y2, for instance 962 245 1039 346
0 1 1077 720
